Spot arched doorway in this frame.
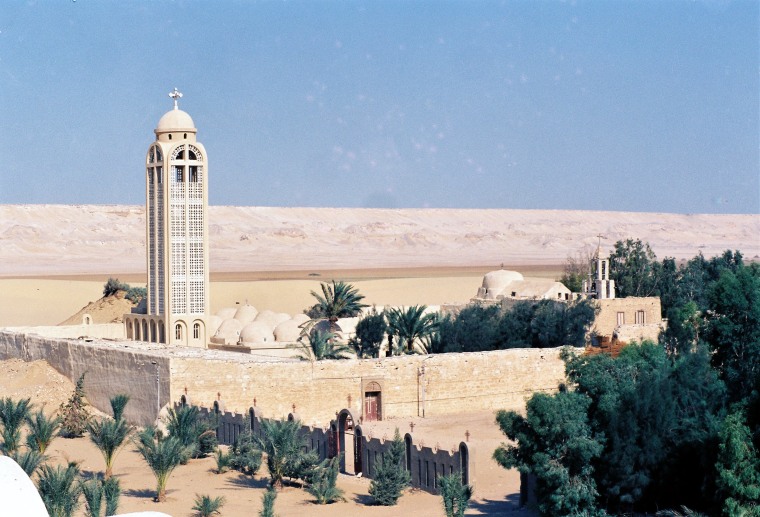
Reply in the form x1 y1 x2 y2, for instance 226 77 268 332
150 320 157 343
180 395 187 407
338 409 357 474
141 321 148 342
354 426 363 475
405 433 413 473
459 442 469 485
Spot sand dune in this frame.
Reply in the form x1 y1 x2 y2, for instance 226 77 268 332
1 205 757 276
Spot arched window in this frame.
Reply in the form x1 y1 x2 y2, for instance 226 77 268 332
193 323 200 339
175 324 182 340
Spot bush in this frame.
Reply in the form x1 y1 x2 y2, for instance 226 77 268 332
102 278 128 297
307 455 345 504
59 373 90 438
438 472 474 517
368 429 411 505
229 423 262 476
192 494 225 517
259 487 278 517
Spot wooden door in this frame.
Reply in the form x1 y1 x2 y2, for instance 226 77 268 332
364 391 381 421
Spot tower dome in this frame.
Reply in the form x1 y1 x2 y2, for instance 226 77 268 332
156 109 195 131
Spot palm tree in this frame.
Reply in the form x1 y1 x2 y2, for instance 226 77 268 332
80 478 103 517
259 487 278 517
192 494 226 516
37 462 82 517
386 305 439 354
165 405 218 460
11 448 45 477
255 418 306 489
306 280 368 330
294 329 353 361
109 394 130 422
26 408 61 453
135 427 187 502
307 455 345 504
103 476 121 516
88 416 131 478
0 397 33 453
438 472 474 517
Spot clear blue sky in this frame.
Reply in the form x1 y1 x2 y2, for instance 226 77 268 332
1 1 757 213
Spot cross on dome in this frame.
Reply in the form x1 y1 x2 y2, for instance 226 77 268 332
169 88 183 110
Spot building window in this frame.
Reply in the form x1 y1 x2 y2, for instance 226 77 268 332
193 323 200 339
635 310 646 324
175 166 184 182
175 324 182 340
616 312 625 325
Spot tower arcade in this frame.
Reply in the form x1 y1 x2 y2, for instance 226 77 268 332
124 89 210 347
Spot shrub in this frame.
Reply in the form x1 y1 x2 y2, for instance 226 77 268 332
135 426 188 502
26 408 61 453
59 373 90 438
259 487 278 517
229 423 262 476
192 494 226 516
0 397 33 453
37 462 82 517
307 455 345 504
438 473 473 517
165 405 218 461
125 286 147 304
368 428 411 505
102 278 128 297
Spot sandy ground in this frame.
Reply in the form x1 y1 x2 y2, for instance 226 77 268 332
0 266 561 327
0 358 527 517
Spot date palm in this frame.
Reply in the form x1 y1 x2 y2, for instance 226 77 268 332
255 418 306 489
306 280 368 329
26 408 61 453
135 426 187 502
37 462 82 517
88 416 131 479
109 394 130 422
0 397 33 453
11 448 45 477
192 494 226 516
386 305 439 354
295 329 353 361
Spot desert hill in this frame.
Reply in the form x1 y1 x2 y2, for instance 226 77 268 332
58 290 136 325
1 204 757 276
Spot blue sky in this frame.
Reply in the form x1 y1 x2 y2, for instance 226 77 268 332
1 0 757 213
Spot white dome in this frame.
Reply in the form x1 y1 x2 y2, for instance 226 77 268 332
274 320 302 342
216 307 237 319
214 318 243 339
156 109 195 131
240 322 275 345
254 310 281 328
482 269 524 293
234 304 258 324
291 313 310 325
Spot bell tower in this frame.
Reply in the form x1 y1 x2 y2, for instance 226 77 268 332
130 89 210 347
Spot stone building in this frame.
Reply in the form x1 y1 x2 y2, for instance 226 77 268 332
124 89 210 347
471 268 573 303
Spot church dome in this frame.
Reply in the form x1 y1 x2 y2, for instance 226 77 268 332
274 320 302 342
480 269 524 299
156 109 195 131
233 304 258 324
240 321 275 345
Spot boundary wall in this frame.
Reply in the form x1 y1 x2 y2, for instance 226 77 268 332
0 329 574 428
190 403 473 495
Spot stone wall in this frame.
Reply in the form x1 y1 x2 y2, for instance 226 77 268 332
3 324 125 340
0 330 169 426
592 297 662 337
170 347 572 425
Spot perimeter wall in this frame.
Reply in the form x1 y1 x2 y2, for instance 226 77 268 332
0 329 574 427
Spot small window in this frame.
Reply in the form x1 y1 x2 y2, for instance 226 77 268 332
193 323 200 339
183 133 187 139
175 166 184 182
168 134 172 140
557 293 562 299
616 312 625 325
175 324 182 340
190 166 198 182
635 310 646 324
511 291 517 297
188 150 197 160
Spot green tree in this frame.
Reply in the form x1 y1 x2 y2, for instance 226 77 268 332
135 426 187 502
306 280 368 329
229 421 263 476
350 309 387 358
80 477 103 517
438 472 473 517
37 462 82 517
255 418 309 489
109 394 130 422
26 408 61 453
10 448 45 477
102 277 128 297
259 487 278 517
103 476 120 516
192 494 226 517
497 301 536 348
704 265 760 403
494 390 603 517
436 304 501 353
88 416 131 479
0 397 33 453
307 455 345 504
165 405 218 460
386 305 438 354
368 428 411 505
609 238 661 297
295 329 353 361
716 411 760 516
59 373 90 438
